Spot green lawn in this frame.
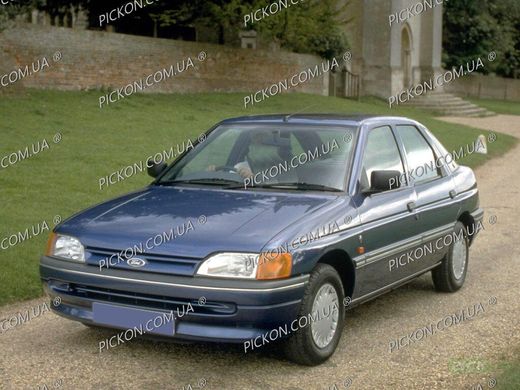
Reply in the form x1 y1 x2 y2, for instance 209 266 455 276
469 98 520 116
497 350 520 389
448 352 520 389
0 90 517 306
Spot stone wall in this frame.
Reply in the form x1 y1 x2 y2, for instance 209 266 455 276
445 73 520 102
0 24 328 96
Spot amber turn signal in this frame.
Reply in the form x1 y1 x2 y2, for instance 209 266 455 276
45 232 57 256
256 252 292 280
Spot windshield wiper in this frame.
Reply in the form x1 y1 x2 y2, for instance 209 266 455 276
243 182 343 192
158 178 242 186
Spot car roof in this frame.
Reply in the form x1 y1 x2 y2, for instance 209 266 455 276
219 114 418 127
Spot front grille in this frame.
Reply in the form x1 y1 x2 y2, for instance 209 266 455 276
52 282 235 316
85 246 202 277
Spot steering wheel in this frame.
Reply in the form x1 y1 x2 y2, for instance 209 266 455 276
215 165 239 173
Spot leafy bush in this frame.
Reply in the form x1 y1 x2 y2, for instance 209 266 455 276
443 0 520 78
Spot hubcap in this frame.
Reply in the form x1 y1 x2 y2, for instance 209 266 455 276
452 236 467 280
310 283 339 349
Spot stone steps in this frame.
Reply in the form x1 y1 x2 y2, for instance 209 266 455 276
403 91 495 117
409 99 469 107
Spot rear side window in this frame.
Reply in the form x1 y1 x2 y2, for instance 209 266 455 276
422 126 459 172
361 126 405 189
396 125 441 184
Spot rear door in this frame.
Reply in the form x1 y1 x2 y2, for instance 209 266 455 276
394 124 460 266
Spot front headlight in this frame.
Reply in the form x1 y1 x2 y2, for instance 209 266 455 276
46 233 85 262
196 253 259 279
196 252 292 280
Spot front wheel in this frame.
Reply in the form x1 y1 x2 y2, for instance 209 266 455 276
282 264 345 366
432 221 469 292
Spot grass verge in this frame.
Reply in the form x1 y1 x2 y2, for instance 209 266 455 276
468 98 520 116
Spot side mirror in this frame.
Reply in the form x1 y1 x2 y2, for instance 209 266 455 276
368 170 401 193
147 161 168 178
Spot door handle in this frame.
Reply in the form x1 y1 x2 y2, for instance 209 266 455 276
407 202 416 212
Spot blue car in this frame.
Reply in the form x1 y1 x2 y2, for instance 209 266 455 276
41 114 482 365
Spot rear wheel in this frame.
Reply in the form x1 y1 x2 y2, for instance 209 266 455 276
432 221 469 292
283 264 345 366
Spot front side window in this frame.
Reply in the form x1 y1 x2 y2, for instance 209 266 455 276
396 125 441 184
360 126 405 189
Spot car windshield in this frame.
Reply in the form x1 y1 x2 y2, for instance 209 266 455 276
157 123 357 191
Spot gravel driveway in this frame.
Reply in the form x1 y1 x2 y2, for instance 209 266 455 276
1 115 519 390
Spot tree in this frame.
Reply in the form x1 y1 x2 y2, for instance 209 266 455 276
145 0 255 42
251 0 350 59
443 0 520 78
0 0 33 32
490 0 520 78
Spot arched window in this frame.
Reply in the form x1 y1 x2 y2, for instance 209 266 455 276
401 24 413 89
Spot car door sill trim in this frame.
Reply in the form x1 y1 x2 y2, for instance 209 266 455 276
354 223 453 268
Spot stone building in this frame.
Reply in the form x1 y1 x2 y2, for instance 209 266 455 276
341 0 444 98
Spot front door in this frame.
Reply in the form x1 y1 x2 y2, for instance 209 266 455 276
351 125 418 298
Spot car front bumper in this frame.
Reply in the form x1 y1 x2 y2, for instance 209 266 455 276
40 256 308 343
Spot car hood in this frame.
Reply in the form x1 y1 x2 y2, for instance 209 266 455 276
58 186 339 259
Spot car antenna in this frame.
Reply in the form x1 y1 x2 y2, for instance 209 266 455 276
283 104 318 122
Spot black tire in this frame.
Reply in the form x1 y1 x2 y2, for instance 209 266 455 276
432 221 469 292
282 263 345 366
